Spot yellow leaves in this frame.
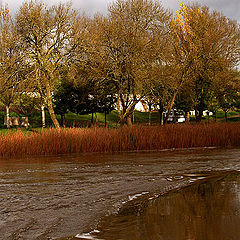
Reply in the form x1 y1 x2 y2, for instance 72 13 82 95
0 6 9 21
0 5 10 32
179 2 187 14
171 3 208 47
171 3 188 31
180 3 186 8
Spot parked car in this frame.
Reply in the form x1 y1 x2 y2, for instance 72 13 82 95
166 110 185 123
176 111 185 123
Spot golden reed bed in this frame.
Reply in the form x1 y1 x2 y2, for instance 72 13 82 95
0 123 239 158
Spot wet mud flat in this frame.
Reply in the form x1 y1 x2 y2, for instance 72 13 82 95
0 148 240 239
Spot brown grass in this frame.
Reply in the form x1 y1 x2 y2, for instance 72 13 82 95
0 123 240 158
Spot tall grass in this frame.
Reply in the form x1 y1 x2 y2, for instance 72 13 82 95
0 123 240 158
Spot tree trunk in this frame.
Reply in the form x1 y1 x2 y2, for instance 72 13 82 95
95 112 98 125
158 104 164 125
127 115 132 126
148 103 152 126
117 97 140 127
60 114 64 127
224 111 228 122
161 112 164 125
164 91 178 124
46 90 60 128
120 117 125 127
185 111 190 123
119 115 132 127
196 107 203 122
25 116 29 129
194 104 198 122
41 105 46 128
118 103 138 127
104 109 107 128
195 104 203 122
195 81 205 123
91 112 94 125
6 105 10 129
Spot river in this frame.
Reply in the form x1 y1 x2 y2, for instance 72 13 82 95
0 148 240 239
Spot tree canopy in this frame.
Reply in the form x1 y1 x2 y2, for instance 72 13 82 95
0 0 239 127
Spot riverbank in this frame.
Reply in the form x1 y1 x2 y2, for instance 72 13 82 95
0 123 240 158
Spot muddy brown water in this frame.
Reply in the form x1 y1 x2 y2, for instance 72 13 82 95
0 148 240 240
85 172 240 240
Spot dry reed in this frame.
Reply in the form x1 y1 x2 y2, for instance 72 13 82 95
0 123 240 158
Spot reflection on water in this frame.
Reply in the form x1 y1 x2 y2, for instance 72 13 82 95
88 172 240 240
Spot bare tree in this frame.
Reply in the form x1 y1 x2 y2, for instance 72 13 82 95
0 4 24 128
169 3 240 122
16 1 80 128
72 0 170 126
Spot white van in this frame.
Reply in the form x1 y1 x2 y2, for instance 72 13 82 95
167 110 185 123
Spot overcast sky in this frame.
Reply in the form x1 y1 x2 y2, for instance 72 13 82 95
2 0 240 22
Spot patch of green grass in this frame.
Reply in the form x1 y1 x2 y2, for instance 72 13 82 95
214 110 240 119
63 112 91 121
63 111 120 123
64 110 161 125
218 117 240 123
0 128 12 135
0 127 32 135
0 109 239 131
28 111 53 128
132 111 160 124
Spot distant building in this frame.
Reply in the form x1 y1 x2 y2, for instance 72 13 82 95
135 100 149 112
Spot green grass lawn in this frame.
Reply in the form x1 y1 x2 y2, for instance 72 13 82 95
62 110 160 126
0 127 39 135
0 109 239 132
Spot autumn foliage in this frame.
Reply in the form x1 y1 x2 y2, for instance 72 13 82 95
0 123 239 158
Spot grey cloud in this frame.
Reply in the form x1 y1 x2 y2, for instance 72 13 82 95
3 0 112 15
202 0 240 21
71 0 112 14
161 0 240 22
3 0 240 21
